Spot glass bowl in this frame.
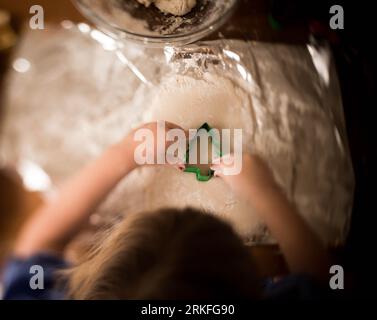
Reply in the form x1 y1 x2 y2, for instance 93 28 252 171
74 0 239 46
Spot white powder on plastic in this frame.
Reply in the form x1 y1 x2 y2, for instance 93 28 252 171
141 73 265 241
0 27 353 246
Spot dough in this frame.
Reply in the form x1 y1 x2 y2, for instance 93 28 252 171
142 73 265 241
144 73 254 132
137 0 197 16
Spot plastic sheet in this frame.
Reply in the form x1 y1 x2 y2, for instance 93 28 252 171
0 23 354 246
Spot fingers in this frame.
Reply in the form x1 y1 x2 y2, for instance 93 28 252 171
176 163 186 171
164 121 188 136
211 167 224 178
210 162 224 178
210 154 237 178
139 121 189 140
165 155 186 171
211 154 235 167
164 121 182 130
167 123 189 140
174 157 186 169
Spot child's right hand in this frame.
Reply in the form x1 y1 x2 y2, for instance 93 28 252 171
213 153 332 281
210 154 280 202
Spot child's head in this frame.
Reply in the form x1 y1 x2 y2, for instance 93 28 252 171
65 208 261 299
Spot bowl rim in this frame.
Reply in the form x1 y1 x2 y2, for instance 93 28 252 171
73 0 239 44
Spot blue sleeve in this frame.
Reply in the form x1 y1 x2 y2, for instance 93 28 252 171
263 274 328 300
1 253 69 300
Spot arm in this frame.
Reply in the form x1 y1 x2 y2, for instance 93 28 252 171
13 122 183 258
211 154 331 281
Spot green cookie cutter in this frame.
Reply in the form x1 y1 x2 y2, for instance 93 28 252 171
184 123 222 182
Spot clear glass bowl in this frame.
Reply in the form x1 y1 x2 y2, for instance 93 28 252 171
74 0 239 46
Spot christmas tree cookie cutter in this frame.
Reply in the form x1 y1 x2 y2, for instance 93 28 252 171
184 123 222 182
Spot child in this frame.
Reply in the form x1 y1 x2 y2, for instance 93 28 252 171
2 121 331 299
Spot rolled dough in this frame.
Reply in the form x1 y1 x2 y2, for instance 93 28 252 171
137 0 197 16
142 73 265 241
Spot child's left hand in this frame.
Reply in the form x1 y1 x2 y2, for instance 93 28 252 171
13 121 187 258
119 121 187 171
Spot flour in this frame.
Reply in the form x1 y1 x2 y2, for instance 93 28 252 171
144 73 254 132
141 73 265 241
0 27 353 246
139 64 353 245
137 0 197 16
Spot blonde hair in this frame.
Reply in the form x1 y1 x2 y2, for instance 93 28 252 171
63 208 260 299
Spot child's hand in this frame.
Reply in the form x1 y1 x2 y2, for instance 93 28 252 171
210 154 279 201
121 121 187 171
14 121 186 258
212 153 333 280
